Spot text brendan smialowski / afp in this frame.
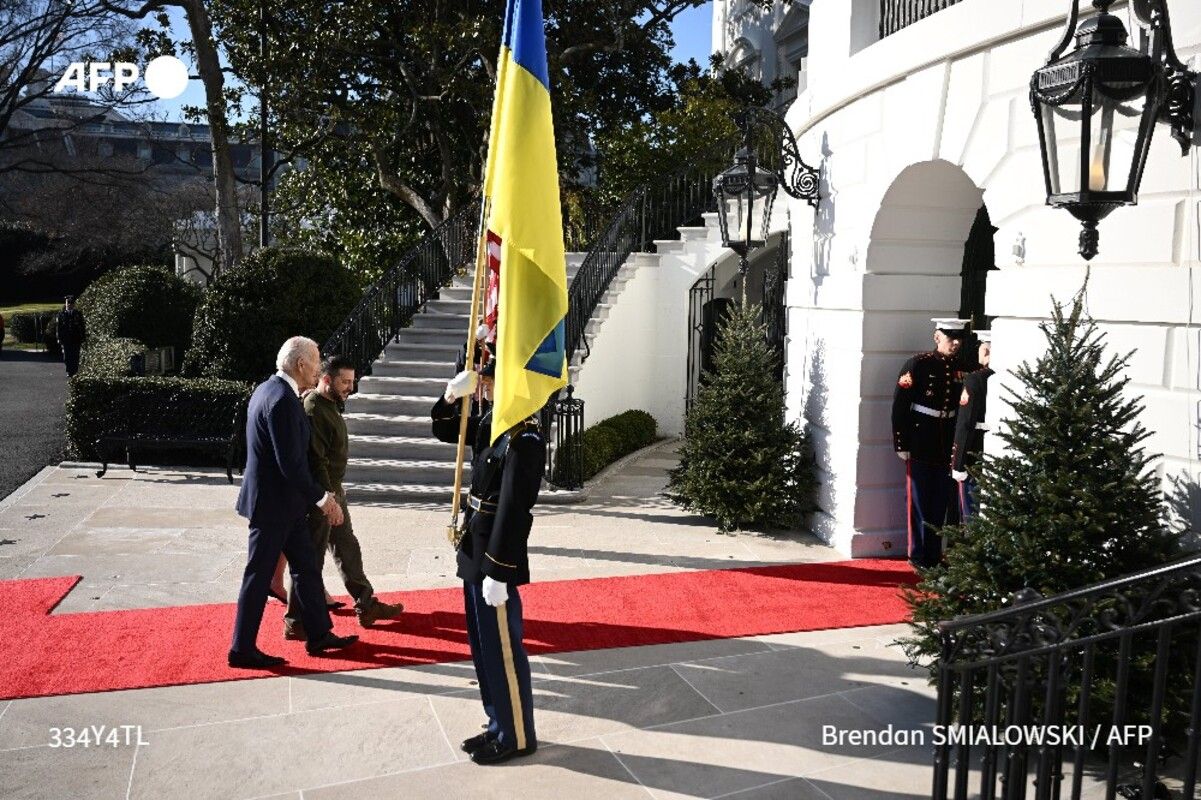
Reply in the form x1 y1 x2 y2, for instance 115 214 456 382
821 724 1153 749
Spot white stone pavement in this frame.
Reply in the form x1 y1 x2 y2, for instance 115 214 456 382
0 441 945 800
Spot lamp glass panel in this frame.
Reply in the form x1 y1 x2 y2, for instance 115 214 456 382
1086 87 1146 194
1042 99 1084 196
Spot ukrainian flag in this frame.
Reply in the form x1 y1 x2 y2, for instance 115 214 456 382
483 0 568 443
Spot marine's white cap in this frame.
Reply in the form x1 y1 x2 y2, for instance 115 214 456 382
975 330 992 343
931 317 971 336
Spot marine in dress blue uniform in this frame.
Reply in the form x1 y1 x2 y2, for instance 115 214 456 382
431 360 545 765
952 331 993 520
892 318 970 568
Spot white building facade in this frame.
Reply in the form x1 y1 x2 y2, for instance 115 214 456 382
709 0 1201 557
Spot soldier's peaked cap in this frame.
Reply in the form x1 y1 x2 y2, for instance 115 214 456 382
931 317 971 338
975 330 992 343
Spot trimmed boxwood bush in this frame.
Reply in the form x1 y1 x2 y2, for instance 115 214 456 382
78 336 147 378
78 265 200 355
554 409 658 484
66 376 252 462
183 247 361 381
8 311 55 343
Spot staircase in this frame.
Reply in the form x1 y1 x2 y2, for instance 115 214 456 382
332 127 768 505
341 254 588 504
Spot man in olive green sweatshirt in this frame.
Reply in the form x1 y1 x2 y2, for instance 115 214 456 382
284 355 404 638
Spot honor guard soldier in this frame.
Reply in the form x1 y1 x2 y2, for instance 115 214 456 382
892 318 970 568
952 330 993 520
431 358 544 765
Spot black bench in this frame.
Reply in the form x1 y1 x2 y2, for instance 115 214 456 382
95 393 244 483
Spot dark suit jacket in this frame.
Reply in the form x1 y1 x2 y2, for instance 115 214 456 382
236 375 325 526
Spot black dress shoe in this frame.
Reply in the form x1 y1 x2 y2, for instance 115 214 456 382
228 649 287 669
461 731 497 754
326 600 347 610
470 738 537 765
305 631 359 656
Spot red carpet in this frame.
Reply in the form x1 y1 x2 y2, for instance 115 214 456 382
0 560 916 701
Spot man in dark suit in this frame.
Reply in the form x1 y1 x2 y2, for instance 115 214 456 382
229 336 359 669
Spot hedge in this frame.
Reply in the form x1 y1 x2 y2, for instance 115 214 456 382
183 247 361 381
78 336 147 378
554 409 658 484
8 311 55 343
78 265 200 355
66 376 252 463
8 311 61 356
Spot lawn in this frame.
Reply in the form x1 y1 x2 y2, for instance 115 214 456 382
1 301 60 349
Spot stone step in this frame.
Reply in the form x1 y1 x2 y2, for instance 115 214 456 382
345 457 469 486
347 434 458 460
356 374 446 396
347 393 437 417
411 313 471 331
380 342 461 362
343 412 431 438
343 482 458 504
393 328 462 346
368 359 457 379
425 298 473 315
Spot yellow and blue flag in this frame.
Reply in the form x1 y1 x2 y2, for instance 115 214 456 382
482 0 568 443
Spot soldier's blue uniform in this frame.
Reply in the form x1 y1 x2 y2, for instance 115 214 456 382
431 393 544 763
892 319 969 567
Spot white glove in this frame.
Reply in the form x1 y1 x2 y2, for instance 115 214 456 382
482 576 508 607
952 470 968 482
896 451 910 461
445 370 478 402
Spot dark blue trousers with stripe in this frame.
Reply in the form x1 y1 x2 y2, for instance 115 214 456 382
907 460 959 568
957 476 979 522
463 581 537 751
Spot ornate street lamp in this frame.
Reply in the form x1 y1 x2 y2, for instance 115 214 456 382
1031 0 1196 261
713 107 821 303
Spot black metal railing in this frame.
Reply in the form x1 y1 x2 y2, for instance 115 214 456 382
880 0 965 39
321 202 481 376
566 118 794 367
932 554 1201 800
542 384 585 489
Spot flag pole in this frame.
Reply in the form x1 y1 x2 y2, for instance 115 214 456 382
446 197 490 546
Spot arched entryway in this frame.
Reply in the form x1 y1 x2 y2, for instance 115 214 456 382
855 159 991 554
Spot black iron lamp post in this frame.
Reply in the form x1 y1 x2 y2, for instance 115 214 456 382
713 107 821 304
1031 0 1196 261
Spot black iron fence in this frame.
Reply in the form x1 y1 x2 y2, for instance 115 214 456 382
541 385 585 489
880 0 965 39
321 202 481 378
932 554 1201 800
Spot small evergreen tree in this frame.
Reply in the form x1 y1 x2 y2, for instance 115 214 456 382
667 302 815 532
903 293 1179 664
901 293 1198 749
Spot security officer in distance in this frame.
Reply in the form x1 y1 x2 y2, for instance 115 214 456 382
892 318 970 568
431 358 545 765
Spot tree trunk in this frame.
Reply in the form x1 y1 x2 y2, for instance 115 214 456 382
182 0 243 274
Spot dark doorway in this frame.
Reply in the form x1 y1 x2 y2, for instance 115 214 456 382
958 204 995 327
957 204 996 371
